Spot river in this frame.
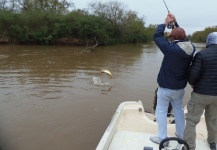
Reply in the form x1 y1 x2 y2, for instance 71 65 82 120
0 43 205 150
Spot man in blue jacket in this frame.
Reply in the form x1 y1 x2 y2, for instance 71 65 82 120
183 32 217 150
150 13 195 145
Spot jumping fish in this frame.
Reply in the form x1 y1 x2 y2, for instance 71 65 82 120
101 69 112 78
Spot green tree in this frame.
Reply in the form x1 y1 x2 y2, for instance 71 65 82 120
0 0 160 45
17 0 73 14
120 11 146 43
89 0 125 25
88 0 151 44
144 24 157 42
190 26 217 43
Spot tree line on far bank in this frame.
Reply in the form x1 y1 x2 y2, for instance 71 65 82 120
189 26 217 43
0 0 216 46
0 0 156 45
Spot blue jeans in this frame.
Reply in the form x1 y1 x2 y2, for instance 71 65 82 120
156 87 185 139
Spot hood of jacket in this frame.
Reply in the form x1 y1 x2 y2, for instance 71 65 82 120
176 41 195 55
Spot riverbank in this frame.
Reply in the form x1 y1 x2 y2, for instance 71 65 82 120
0 37 88 46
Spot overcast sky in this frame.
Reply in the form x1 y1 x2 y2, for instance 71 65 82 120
71 0 217 35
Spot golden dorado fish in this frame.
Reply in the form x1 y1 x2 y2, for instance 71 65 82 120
101 69 112 78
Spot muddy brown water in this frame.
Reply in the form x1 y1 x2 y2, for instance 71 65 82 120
0 43 205 150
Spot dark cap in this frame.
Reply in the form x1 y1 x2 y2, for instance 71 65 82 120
170 27 186 40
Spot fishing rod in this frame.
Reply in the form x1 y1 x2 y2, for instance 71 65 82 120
162 0 174 29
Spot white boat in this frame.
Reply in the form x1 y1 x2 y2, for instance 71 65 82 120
96 101 209 150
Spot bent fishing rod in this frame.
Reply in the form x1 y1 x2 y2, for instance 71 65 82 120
162 0 174 29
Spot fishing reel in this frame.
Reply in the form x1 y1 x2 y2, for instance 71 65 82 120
167 22 174 29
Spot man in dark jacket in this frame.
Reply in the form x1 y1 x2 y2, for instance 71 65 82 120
183 32 217 150
150 13 195 145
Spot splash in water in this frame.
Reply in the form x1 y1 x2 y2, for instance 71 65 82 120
92 76 111 86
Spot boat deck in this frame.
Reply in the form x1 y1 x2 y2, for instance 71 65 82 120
97 101 209 150
109 131 209 150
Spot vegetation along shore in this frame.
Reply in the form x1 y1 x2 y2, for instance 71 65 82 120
0 0 216 46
